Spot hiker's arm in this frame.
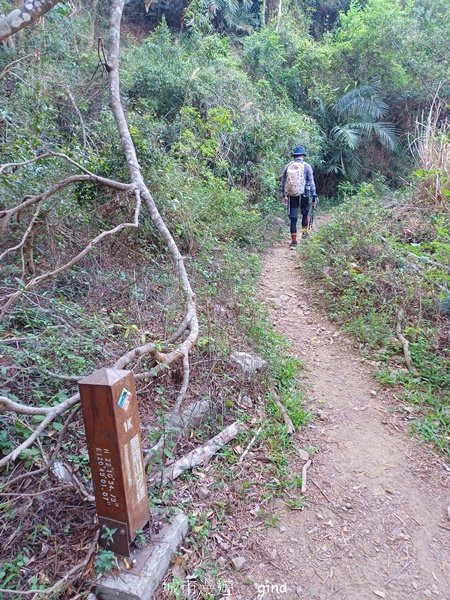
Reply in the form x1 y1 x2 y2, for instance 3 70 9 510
305 164 317 197
281 166 288 198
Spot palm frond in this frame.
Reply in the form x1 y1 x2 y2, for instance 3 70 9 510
222 5 256 28
206 0 239 18
351 121 398 149
335 85 388 120
345 154 365 180
330 125 361 150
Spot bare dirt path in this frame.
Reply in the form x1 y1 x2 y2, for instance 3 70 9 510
235 243 449 600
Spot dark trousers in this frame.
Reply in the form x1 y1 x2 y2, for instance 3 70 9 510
288 195 310 233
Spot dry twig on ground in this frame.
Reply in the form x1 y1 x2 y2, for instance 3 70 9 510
301 459 312 494
238 426 262 464
396 310 419 376
272 393 295 434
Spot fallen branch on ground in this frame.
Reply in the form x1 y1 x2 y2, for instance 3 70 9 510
0 392 80 468
3 406 80 488
0 0 199 477
0 316 195 468
396 310 419 376
156 422 245 485
384 560 413 586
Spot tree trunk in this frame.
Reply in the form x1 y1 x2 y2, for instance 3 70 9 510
275 0 282 30
0 0 61 43
89 0 98 45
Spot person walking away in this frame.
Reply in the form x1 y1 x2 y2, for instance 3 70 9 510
281 146 318 248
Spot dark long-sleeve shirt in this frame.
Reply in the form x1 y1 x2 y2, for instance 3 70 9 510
281 158 317 197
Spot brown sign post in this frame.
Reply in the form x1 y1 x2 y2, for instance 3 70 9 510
78 368 149 556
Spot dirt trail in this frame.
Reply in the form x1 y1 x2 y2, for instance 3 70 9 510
240 243 449 600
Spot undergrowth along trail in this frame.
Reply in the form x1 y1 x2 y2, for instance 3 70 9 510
237 240 450 600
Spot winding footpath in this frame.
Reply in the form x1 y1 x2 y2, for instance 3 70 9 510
241 243 449 600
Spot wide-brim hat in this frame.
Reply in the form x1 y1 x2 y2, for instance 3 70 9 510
292 146 307 156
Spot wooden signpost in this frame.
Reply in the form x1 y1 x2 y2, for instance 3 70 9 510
78 368 149 556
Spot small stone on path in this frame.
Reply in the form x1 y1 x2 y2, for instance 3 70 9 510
231 556 246 571
198 486 210 499
230 352 267 375
297 449 310 461
241 395 253 408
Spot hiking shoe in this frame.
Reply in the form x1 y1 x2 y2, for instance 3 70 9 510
289 241 298 249
302 231 309 239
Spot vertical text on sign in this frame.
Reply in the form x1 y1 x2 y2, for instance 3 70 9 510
95 447 120 508
129 434 146 504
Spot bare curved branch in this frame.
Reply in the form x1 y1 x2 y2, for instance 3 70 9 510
0 201 42 261
0 150 131 183
0 52 36 79
0 173 132 235
0 0 200 476
0 531 99 598
0 191 141 319
107 0 199 361
0 392 80 468
2 405 79 489
0 395 53 416
396 309 420 376
0 175 88 233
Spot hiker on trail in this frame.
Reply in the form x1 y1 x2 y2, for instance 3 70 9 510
281 146 318 248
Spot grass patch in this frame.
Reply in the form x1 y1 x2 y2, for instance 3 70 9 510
301 183 449 456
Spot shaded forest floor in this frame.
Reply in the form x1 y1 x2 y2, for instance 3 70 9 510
218 240 450 599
